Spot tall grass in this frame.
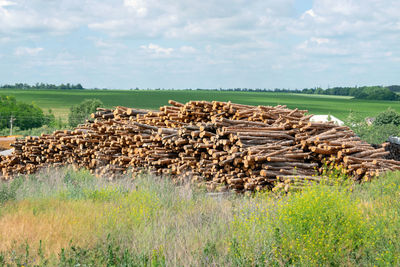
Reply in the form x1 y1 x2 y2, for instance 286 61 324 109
0 168 400 266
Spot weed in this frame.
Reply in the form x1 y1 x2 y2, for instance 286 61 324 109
0 168 400 266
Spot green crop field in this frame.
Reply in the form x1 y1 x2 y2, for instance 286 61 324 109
1 89 399 121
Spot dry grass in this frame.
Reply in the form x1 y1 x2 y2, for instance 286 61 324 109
0 199 103 256
0 168 400 266
0 169 236 265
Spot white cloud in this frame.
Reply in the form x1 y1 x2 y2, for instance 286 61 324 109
0 0 15 7
0 1 84 36
302 9 316 18
310 37 330 45
92 38 126 49
140 43 174 57
124 0 148 16
1 0 400 89
14 47 43 56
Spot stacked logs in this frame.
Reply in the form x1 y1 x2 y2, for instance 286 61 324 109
1 100 399 192
385 137 400 161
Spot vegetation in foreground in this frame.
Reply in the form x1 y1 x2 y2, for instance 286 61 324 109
0 168 400 266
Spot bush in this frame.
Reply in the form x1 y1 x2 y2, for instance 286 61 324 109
0 177 23 204
361 124 400 144
374 108 400 126
0 95 54 130
68 99 103 127
346 111 400 144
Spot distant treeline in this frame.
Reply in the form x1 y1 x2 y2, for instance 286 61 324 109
0 83 84 90
2 83 400 101
206 85 400 101
299 86 399 101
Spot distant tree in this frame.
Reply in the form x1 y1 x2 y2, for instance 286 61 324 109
0 83 85 90
388 85 400 92
68 99 103 127
0 95 53 130
357 86 399 100
299 85 399 101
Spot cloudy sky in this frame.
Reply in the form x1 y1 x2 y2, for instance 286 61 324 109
0 0 399 89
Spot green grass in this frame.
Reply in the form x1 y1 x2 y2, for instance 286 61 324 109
1 89 400 121
1 168 400 266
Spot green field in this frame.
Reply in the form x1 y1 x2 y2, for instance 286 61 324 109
1 89 399 120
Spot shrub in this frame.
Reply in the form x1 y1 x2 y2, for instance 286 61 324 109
374 108 400 126
0 95 54 130
0 177 23 204
361 124 400 144
346 111 400 144
68 99 103 127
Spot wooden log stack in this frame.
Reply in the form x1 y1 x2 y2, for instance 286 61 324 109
1 100 399 192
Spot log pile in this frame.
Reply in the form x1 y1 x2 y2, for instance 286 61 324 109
386 137 400 161
1 100 399 192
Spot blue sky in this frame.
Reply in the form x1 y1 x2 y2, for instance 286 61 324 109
0 0 399 89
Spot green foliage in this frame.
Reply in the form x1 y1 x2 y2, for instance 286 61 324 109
374 108 400 126
84 187 128 202
230 200 274 265
57 169 98 200
361 124 400 144
68 98 103 127
0 177 23 204
272 186 369 265
0 95 54 130
346 112 400 144
303 86 399 101
353 172 400 265
230 185 370 266
388 85 400 92
0 82 84 90
353 86 399 100
0 240 166 266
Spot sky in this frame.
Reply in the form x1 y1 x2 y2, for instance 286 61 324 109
0 0 399 89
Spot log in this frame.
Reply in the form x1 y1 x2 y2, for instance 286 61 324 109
0 100 397 193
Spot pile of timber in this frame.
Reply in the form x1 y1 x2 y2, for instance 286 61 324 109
1 100 399 192
386 137 400 161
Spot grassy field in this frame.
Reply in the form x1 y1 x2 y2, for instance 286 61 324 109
0 168 400 266
1 89 399 121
